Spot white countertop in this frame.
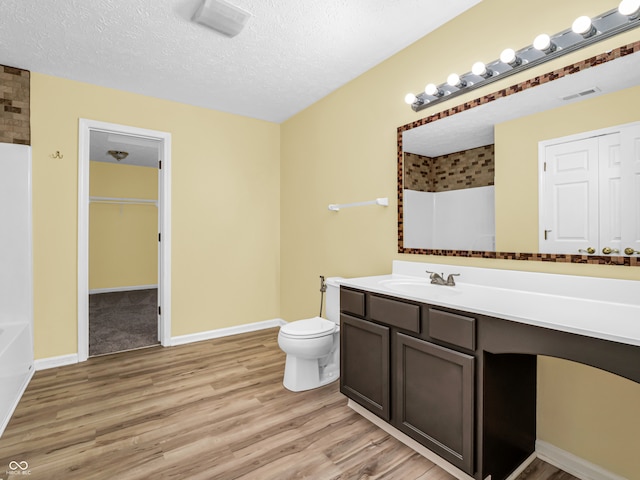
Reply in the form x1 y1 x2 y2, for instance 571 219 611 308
339 261 640 347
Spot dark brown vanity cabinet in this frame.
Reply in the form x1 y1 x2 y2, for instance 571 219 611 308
340 287 476 475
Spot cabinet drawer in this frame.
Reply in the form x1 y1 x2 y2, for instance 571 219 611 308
341 288 365 317
370 295 420 333
428 309 475 351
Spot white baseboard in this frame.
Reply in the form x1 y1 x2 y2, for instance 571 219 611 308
536 440 626 480
170 318 286 346
34 353 79 371
89 284 158 295
0 367 34 438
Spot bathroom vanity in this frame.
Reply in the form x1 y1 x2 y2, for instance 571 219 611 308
339 261 640 480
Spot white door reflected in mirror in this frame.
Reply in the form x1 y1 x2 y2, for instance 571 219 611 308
539 121 640 256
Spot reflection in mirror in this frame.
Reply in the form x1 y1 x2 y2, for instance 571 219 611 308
403 145 495 250
398 42 640 265
538 121 640 256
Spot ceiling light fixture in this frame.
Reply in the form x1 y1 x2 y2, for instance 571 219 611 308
192 0 251 38
107 150 129 161
404 1 640 112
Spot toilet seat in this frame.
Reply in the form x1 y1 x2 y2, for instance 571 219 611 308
280 317 336 339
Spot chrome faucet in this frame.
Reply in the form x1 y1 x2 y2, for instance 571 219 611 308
426 271 460 286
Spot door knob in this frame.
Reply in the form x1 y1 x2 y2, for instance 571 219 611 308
624 247 640 255
601 247 620 255
578 247 595 254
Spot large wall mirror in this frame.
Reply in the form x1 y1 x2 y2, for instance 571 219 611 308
397 41 640 267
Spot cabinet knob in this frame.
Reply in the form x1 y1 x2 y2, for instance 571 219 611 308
624 247 640 255
602 247 620 255
578 247 595 254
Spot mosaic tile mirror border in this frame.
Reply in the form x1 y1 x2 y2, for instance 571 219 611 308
397 41 640 267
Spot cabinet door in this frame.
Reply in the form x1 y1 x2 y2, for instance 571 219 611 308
395 333 475 474
340 314 390 421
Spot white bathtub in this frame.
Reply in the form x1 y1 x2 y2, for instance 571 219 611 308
0 144 34 437
0 323 33 436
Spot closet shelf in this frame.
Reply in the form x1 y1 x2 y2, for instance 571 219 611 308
89 196 158 206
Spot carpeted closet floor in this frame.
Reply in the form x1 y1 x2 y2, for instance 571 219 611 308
89 288 159 356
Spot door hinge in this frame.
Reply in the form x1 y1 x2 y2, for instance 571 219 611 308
158 232 161 242
158 306 161 315
544 161 547 172
159 160 162 170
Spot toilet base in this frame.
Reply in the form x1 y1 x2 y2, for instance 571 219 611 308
282 354 340 392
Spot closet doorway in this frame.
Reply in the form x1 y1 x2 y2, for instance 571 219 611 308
78 120 172 362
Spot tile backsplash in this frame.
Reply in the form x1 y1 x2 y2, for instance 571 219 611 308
0 64 30 145
404 144 494 192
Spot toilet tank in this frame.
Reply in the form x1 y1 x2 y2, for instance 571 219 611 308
324 277 343 324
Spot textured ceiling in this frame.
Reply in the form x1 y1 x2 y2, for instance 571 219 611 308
0 0 481 123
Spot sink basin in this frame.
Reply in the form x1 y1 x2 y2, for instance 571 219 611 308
378 277 461 298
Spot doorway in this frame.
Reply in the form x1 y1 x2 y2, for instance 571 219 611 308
78 120 172 362
88 132 160 355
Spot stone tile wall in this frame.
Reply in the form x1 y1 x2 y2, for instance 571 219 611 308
404 144 494 192
403 152 432 191
0 64 30 145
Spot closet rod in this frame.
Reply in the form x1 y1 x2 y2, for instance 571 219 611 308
89 196 158 206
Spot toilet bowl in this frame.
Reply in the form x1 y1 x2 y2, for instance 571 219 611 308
278 277 342 392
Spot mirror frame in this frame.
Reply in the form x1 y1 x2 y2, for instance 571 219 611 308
397 40 640 267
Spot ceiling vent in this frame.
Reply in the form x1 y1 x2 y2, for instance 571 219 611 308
193 0 251 38
561 87 601 101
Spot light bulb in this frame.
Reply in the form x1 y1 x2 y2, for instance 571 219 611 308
425 83 440 96
500 48 517 64
472 62 487 76
533 33 556 53
404 93 417 105
619 0 640 17
533 34 550 50
572 16 596 37
447 73 463 87
472 61 494 79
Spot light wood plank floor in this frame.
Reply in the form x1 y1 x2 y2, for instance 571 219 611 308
0 328 577 480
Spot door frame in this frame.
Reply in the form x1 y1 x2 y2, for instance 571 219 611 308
78 119 172 362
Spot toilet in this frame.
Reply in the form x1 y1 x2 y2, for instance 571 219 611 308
278 277 342 392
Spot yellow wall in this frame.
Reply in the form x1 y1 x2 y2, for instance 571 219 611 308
31 73 281 358
280 0 640 476
496 85 640 253
89 162 158 290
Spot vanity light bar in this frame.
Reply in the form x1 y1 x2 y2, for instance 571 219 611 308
405 2 640 112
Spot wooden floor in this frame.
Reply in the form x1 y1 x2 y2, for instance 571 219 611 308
0 328 577 480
